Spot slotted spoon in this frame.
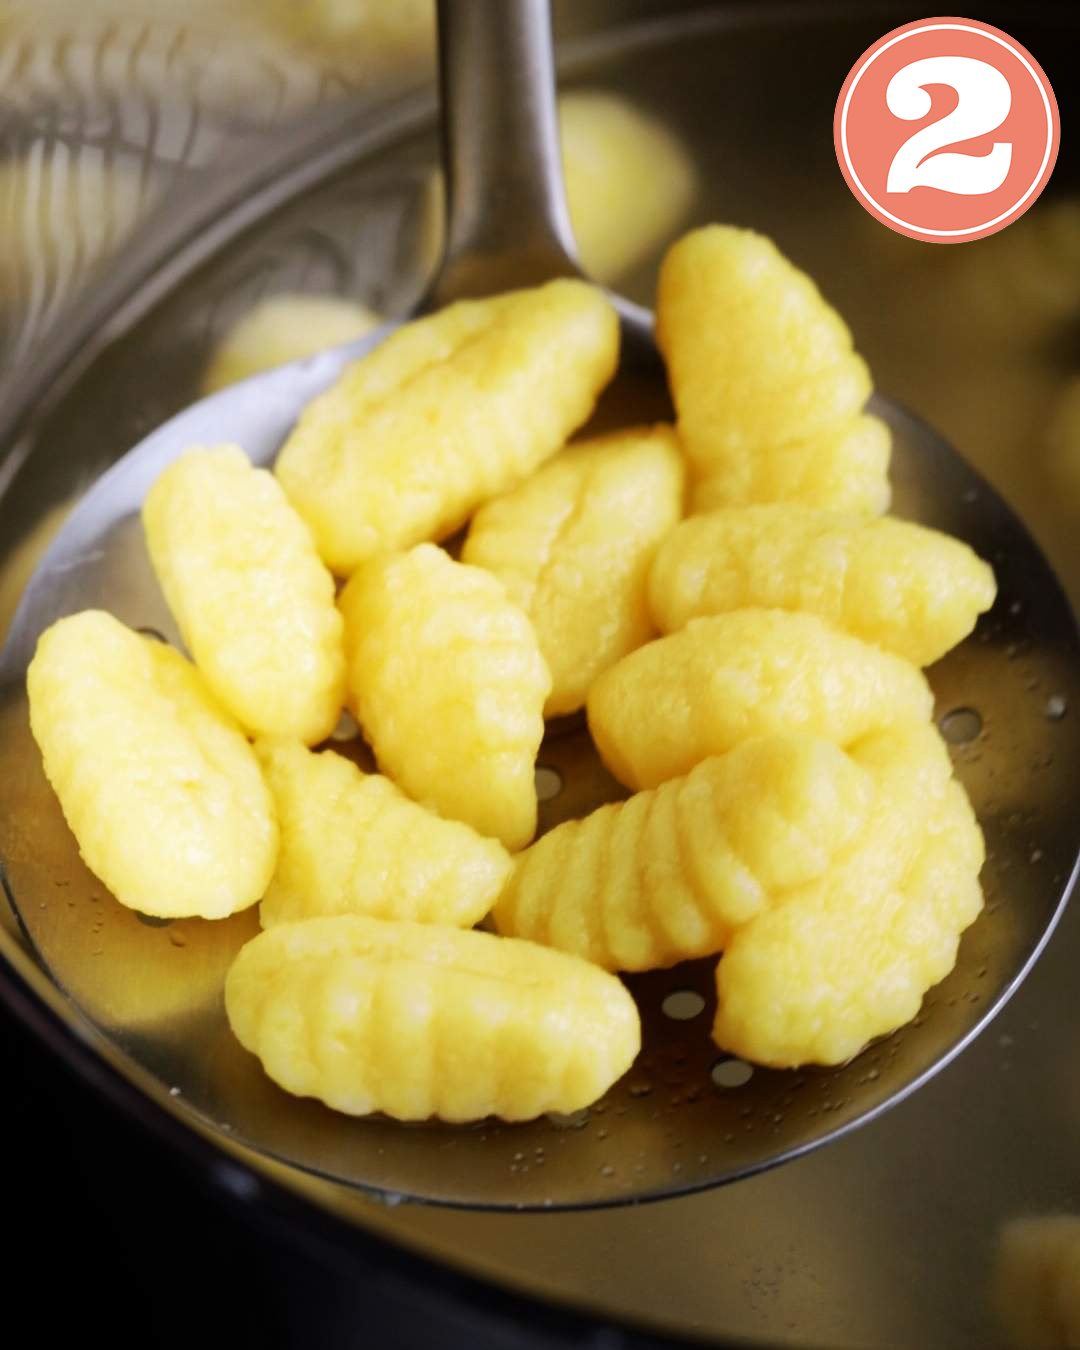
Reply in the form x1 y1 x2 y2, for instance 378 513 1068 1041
1 0 1078 1210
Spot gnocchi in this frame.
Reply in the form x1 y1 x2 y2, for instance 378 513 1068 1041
494 735 872 971
657 226 889 514
257 740 511 930
27 610 276 919
587 609 933 791
143 445 345 745
648 504 996 665
712 723 982 1067
225 915 641 1122
689 411 891 518
339 544 551 851
275 278 619 574
462 424 685 715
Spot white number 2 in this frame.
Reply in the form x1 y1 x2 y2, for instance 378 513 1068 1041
886 55 1012 195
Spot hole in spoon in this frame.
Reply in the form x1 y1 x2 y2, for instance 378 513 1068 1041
939 707 983 744
661 990 705 1021
329 709 360 741
711 1058 754 1089
535 765 563 801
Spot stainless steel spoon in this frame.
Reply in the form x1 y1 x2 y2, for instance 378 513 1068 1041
1 0 1078 1211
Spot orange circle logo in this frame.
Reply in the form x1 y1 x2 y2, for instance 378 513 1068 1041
835 17 1059 243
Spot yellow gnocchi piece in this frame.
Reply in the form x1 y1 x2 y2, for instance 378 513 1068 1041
27 610 277 919
587 608 933 791
559 91 696 283
143 446 345 745
462 425 685 716
713 724 983 1067
339 544 550 851
656 226 888 513
649 504 996 665
201 294 382 394
690 412 891 518
656 224 872 458
224 915 641 1122
275 279 619 574
494 735 871 971
257 740 511 929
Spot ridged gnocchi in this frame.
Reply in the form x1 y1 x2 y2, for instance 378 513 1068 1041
27 610 277 919
462 425 685 715
587 609 933 791
689 412 891 518
275 278 619 574
257 740 511 929
224 916 641 1121
713 723 983 1067
339 544 550 851
494 735 872 971
649 504 996 665
143 445 345 745
657 226 889 515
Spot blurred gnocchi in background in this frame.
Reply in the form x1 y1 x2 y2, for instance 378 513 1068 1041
413 89 696 288
201 295 383 394
260 0 435 67
0 0 696 376
995 1214 1080 1350
198 87 695 397
0 0 700 631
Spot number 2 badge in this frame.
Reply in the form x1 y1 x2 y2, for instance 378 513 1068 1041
835 17 1059 243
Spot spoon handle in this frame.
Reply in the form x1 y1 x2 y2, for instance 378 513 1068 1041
427 0 582 307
